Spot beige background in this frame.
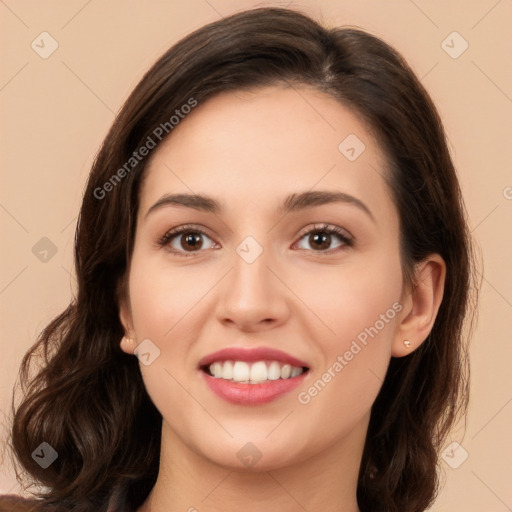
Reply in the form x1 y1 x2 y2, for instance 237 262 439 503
1 0 511 509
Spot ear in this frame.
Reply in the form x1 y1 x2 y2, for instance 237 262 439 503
392 254 446 357
118 283 136 355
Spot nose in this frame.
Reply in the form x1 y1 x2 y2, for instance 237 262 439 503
215 242 290 332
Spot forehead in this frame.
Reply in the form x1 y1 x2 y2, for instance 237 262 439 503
139 85 392 219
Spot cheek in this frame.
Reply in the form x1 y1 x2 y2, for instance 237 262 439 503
303 253 403 345
126 251 221 399
126 253 202 428
127 251 207 338
295 250 402 407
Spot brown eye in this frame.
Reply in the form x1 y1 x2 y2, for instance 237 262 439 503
158 223 353 258
180 232 204 251
295 224 353 253
308 232 332 251
158 225 216 257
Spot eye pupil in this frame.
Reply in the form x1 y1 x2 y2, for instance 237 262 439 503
311 232 330 250
183 233 202 250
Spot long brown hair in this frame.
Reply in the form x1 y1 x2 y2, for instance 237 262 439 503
7 7 478 512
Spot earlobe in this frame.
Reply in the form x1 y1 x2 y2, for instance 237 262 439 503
392 254 446 357
118 298 136 355
120 336 136 355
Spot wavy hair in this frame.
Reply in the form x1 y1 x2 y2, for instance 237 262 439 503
6 7 478 512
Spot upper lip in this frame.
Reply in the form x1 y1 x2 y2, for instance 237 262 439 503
198 346 310 369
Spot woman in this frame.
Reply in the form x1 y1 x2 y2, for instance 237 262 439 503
2 7 477 512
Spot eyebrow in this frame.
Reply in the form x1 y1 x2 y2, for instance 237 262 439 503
145 190 375 223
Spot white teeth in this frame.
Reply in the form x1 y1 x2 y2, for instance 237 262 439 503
250 361 267 383
211 362 223 378
280 364 291 379
232 361 250 381
222 360 233 380
267 361 281 380
291 366 303 378
208 360 305 383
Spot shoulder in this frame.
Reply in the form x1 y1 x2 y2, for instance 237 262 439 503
0 494 42 511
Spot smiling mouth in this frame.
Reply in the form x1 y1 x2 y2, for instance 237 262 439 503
200 360 310 384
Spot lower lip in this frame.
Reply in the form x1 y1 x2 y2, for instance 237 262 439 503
200 370 308 405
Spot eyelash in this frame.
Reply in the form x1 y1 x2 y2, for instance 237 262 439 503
157 223 354 258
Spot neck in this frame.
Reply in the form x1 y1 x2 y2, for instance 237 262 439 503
138 415 368 512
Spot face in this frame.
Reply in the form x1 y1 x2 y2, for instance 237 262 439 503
120 85 408 471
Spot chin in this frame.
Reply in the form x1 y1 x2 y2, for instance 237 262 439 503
193 432 312 472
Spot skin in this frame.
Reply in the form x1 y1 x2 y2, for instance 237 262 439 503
119 85 446 512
